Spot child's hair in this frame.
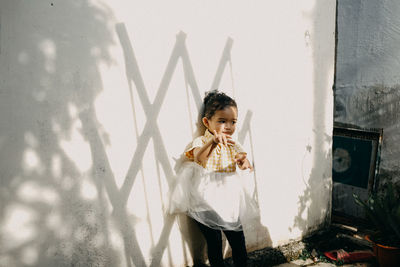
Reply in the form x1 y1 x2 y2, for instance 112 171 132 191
201 90 237 119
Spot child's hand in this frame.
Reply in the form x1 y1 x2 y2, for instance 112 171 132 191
235 153 253 171
213 130 235 146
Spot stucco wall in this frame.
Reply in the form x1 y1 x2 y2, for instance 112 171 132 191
335 0 400 185
0 0 335 266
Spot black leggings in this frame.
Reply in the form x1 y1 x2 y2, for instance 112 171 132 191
195 221 247 267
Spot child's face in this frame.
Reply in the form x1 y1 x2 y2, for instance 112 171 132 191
203 106 238 136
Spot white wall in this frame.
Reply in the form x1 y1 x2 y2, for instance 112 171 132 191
335 0 400 185
0 0 335 266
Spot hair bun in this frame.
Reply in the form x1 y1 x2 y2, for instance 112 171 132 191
203 89 219 105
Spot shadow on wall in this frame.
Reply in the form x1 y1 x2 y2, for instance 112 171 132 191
116 23 271 265
335 85 400 186
114 24 204 266
292 0 334 235
333 1 400 188
0 1 120 266
0 1 271 265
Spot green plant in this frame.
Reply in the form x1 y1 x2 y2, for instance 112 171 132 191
353 182 400 247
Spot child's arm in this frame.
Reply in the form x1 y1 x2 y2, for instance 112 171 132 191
235 153 253 171
194 130 234 164
193 139 217 164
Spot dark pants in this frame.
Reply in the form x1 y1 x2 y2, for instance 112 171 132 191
196 221 248 267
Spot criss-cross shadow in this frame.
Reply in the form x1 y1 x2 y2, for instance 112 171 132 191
79 107 147 267
115 23 264 266
0 1 268 266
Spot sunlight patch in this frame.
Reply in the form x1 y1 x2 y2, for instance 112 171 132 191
59 119 93 172
23 148 44 174
51 154 62 178
80 178 98 200
39 39 56 73
51 120 62 134
17 182 59 204
68 103 78 118
301 199 312 221
110 228 124 251
2 204 37 246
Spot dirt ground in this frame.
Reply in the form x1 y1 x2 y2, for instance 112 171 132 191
231 222 377 267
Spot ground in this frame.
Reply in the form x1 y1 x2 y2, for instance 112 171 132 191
225 222 378 267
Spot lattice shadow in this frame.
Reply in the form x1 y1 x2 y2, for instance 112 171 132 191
114 23 265 265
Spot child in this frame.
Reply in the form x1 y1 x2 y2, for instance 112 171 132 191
169 90 254 267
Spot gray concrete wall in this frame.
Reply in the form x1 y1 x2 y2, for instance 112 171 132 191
0 0 335 266
335 0 400 185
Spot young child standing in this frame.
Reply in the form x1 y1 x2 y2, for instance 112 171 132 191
169 90 254 267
